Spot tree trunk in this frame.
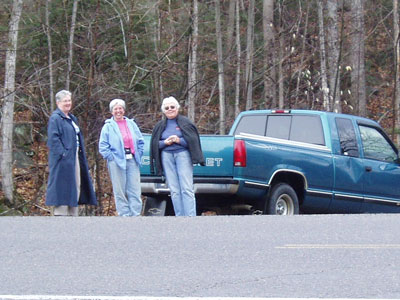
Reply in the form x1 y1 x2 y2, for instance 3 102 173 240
156 2 163 105
215 0 226 134
326 0 341 113
351 0 366 117
318 0 330 110
294 1 310 106
277 2 284 109
235 0 241 117
278 31 284 108
226 0 236 121
245 0 255 110
80 0 97 215
147 0 163 109
66 0 79 91
263 0 275 108
188 0 198 122
227 0 236 58
45 0 55 112
393 0 400 143
1 0 23 206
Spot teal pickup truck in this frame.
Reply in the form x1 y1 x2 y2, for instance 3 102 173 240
140 109 400 215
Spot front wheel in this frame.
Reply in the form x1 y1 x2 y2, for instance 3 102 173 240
266 183 299 215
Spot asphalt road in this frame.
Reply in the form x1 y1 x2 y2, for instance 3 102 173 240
0 214 400 299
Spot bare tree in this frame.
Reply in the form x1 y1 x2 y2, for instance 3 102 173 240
294 1 310 106
393 0 400 143
1 0 23 206
66 0 79 91
350 0 366 117
188 0 199 122
226 0 236 120
154 1 164 105
45 0 55 112
263 0 276 108
235 0 241 117
226 0 236 58
277 2 284 108
326 0 341 112
245 0 255 110
318 0 329 110
215 0 226 134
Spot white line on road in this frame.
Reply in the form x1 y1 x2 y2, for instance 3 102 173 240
276 244 400 249
0 297 395 300
0 296 299 300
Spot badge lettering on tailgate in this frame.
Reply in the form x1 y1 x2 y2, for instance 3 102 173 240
206 157 223 167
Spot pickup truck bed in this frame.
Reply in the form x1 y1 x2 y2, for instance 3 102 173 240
141 135 240 205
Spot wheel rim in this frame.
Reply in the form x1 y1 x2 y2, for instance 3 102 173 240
275 193 294 215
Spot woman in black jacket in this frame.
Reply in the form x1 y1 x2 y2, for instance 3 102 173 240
150 96 205 216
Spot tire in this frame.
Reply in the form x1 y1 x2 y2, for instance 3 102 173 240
266 183 299 215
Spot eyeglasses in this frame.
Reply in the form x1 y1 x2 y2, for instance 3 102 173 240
164 105 176 111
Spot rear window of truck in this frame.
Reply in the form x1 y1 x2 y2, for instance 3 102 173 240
234 115 267 136
234 114 325 145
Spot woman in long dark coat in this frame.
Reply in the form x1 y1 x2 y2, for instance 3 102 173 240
45 90 97 216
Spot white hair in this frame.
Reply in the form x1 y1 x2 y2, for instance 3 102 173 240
161 96 180 113
55 90 72 103
109 98 126 112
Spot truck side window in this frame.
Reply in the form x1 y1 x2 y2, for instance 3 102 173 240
290 115 325 145
234 115 267 136
266 116 291 139
335 118 359 157
359 125 398 162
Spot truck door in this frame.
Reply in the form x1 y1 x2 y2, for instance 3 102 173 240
330 118 364 213
358 125 400 212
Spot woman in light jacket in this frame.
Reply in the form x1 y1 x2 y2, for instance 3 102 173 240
99 99 144 216
46 90 97 216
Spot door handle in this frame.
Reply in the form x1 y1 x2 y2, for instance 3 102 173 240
365 166 372 172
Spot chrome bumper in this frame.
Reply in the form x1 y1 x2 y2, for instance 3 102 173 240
141 177 239 195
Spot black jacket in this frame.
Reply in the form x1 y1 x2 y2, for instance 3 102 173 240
150 114 205 175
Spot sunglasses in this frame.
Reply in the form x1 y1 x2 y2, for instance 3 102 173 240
164 105 176 111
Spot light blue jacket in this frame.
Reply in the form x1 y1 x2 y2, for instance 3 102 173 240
99 117 144 169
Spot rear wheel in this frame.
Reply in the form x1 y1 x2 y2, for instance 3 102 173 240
266 183 299 215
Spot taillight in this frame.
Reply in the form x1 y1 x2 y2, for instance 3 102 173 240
234 140 246 167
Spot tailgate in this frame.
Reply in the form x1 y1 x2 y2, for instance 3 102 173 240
195 135 234 177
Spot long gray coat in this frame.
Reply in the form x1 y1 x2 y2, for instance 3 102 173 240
45 109 97 207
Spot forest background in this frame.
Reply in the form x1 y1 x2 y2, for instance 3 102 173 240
1 0 400 216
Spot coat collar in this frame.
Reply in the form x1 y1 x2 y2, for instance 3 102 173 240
54 108 76 121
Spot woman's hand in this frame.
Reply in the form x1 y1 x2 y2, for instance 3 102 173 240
165 137 173 145
165 135 179 145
